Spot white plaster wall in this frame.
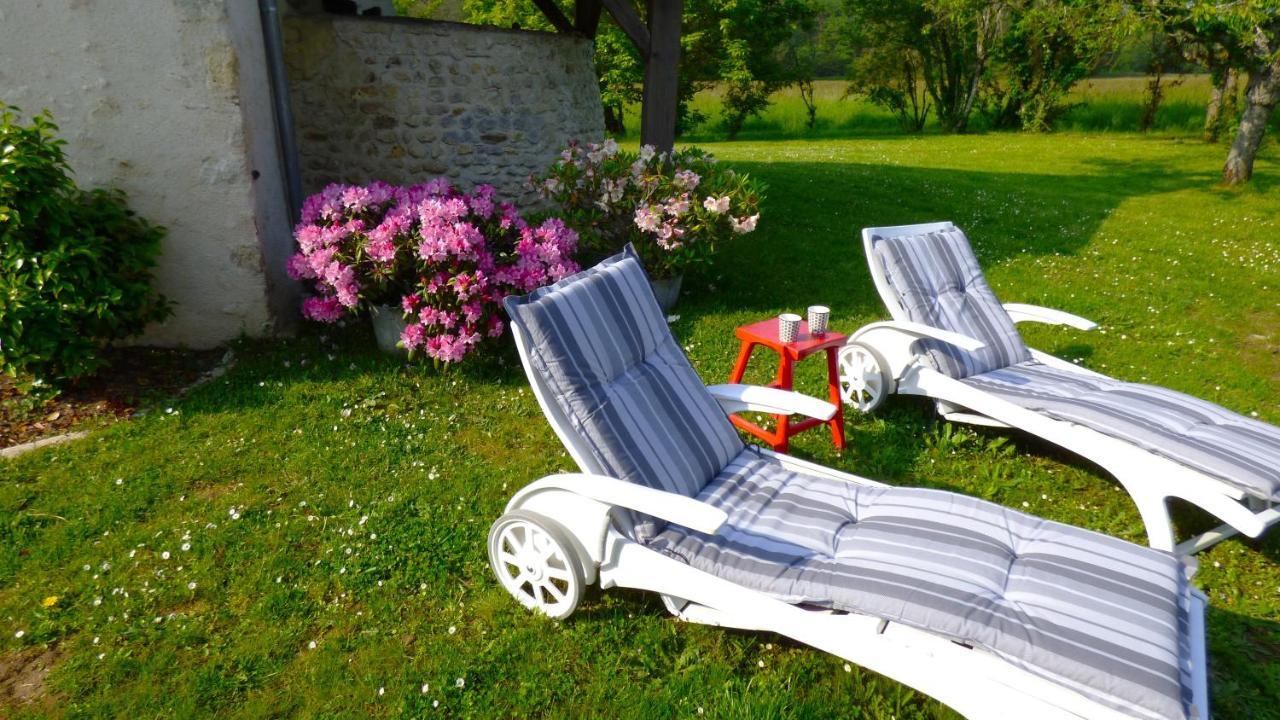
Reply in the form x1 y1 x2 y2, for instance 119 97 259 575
0 0 290 348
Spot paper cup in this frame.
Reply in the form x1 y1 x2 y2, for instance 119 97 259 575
807 305 830 337
778 313 801 343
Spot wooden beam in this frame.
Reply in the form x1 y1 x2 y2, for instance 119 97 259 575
640 0 680 151
531 0 576 34
601 0 649 52
575 0 603 37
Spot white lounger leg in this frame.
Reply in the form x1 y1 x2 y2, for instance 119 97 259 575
1130 491 1176 553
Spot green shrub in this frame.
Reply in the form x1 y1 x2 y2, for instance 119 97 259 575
0 106 171 385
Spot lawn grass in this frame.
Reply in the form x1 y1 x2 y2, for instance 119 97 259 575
3 131 1280 718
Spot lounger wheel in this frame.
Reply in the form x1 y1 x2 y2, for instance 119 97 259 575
838 342 893 412
488 509 586 620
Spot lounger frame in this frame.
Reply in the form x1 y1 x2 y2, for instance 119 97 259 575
851 221 1280 555
505 321 1210 720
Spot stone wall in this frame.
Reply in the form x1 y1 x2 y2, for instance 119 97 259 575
0 0 293 348
283 15 605 203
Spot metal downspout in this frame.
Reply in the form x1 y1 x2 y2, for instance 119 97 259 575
259 0 302 223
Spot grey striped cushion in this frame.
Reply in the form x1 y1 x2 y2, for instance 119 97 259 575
505 247 744 540
873 229 1031 378
964 361 1280 500
649 448 1195 720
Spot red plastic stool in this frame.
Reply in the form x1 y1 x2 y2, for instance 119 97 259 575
726 317 847 453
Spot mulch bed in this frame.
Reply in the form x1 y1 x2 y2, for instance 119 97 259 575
0 347 226 449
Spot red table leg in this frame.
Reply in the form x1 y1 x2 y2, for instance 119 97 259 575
729 340 755 383
773 355 794 453
824 347 846 451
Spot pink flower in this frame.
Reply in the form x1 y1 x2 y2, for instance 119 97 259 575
287 253 315 280
335 280 360 308
703 196 730 214
487 315 505 338
461 300 484 324
302 295 344 323
499 202 524 230
664 194 690 216
673 169 700 190
469 193 494 219
307 246 338 277
401 293 422 315
400 322 426 352
322 261 354 288
634 206 661 233
366 180 394 207
730 214 759 234
295 225 325 253
425 334 470 363
342 186 373 213
366 237 396 263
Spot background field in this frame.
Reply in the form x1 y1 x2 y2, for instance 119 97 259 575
2 132 1279 718
620 75 1278 142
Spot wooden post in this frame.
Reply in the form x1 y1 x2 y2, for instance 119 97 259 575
531 0 576 34
575 0 603 37
640 0 681 152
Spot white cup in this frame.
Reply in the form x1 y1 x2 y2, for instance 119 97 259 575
778 313 801 343
808 305 830 337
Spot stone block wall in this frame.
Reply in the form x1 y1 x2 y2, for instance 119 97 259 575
283 15 605 203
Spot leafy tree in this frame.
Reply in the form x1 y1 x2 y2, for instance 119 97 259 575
462 0 810 138
687 0 814 137
1145 0 1280 184
841 0 1000 133
843 28 934 130
1138 24 1186 131
984 0 1128 131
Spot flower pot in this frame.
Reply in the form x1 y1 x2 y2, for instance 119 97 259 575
649 274 683 314
369 304 408 356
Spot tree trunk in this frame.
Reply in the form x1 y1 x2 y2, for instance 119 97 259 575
1140 71 1164 132
1223 59 1280 185
1222 68 1240 128
1204 66 1229 142
603 104 626 135
640 0 682 152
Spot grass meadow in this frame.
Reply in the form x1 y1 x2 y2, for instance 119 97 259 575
622 75 1277 142
3 88 1280 718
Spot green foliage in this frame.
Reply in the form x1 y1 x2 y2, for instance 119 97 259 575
0 106 170 385
983 0 1128 131
704 0 814 138
840 0 998 133
596 29 645 134
463 0 811 136
533 140 764 278
840 0 1127 133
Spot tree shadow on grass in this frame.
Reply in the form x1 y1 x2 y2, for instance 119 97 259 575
680 156 1218 320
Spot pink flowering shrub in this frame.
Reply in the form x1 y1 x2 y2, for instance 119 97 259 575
288 180 578 363
533 140 764 279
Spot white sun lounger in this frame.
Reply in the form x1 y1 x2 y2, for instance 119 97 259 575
841 221 1280 555
491 246 1209 720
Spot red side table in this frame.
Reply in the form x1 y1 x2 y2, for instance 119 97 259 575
727 318 847 453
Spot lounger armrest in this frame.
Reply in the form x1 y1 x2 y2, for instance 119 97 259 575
1002 303 1098 331
513 473 727 535
706 384 837 421
852 321 986 352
